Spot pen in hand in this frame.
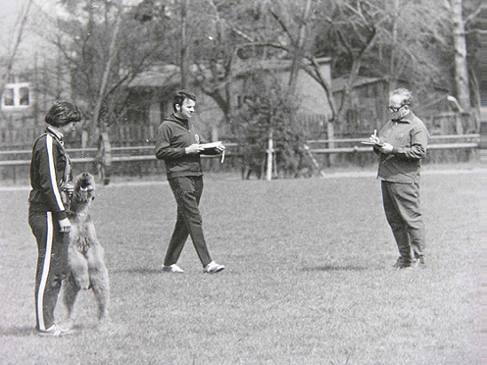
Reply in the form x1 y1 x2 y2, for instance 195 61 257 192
371 129 381 145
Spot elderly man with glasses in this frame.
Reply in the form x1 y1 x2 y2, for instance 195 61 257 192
368 88 429 269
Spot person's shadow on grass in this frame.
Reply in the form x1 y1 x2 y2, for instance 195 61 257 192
0 325 36 337
112 267 163 275
302 264 371 272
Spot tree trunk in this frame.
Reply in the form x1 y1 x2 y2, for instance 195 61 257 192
288 0 312 94
388 0 399 93
0 0 33 89
180 0 189 89
92 10 122 133
92 5 122 183
451 0 470 110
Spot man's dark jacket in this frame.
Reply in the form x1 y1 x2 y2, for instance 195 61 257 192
154 114 210 179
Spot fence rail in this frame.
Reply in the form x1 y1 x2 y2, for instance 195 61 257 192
0 136 481 168
307 134 480 144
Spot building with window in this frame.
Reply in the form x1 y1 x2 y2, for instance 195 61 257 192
126 58 333 141
2 82 31 110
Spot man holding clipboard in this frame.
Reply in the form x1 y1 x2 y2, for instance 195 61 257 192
366 88 428 270
155 90 225 274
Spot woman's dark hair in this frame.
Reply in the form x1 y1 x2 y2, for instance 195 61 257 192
172 90 196 112
45 100 82 127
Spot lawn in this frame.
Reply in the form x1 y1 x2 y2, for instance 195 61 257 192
0 168 484 365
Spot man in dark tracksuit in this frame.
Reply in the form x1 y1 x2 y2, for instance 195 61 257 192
29 101 81 336
369 88 428 269
155 90 225 274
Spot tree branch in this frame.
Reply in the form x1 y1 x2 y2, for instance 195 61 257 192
464 3 485 25
2 0 33 83
268 8 296 46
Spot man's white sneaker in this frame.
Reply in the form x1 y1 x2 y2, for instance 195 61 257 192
36 324 72 337
162 264 185 273
203 261 225 274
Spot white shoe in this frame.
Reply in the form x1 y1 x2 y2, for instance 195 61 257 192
37 324 72 337
203 261 225 274
162 264 185 273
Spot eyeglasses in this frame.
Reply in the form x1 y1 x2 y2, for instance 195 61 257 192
388 105 406 112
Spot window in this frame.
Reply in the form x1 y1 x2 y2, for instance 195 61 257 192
3 88 14 106
19 86 30 105
2 82 31 109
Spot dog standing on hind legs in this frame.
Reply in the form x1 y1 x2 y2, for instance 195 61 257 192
63 172 109 328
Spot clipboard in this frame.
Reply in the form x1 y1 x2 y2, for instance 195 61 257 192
360 141 383 147
199 141 223 150
199 141 225 162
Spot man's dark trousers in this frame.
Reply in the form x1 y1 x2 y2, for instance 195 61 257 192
164 176 212 267
381 180 425 263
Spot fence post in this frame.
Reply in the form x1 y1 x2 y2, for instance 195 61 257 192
327 121 335 166
81 129 89 148
455 114 464 135
96 132 112 185
266 130 274 181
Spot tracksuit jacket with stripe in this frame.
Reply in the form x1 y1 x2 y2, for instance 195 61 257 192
28 126 71 332
29 126 70 219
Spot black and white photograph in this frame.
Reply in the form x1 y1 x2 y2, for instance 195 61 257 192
0 0 485 364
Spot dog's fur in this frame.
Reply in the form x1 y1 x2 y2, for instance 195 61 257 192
63 172 109 325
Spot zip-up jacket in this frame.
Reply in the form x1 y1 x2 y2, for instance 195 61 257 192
154 115 205 179
28 127 71 220
373 111 428 183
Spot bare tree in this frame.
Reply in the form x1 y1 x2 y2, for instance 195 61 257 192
0 0 34 94
448 0 471 111
180 0 189 88
39 0 167 137
92 2 123 135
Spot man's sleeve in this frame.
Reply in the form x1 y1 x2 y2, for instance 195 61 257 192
392 124 428 160
37 135 67 220
154 124 186 160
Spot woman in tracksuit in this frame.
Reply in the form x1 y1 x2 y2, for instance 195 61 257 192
28 101 81 336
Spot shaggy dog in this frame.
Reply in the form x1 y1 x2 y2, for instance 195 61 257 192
63 172 109 326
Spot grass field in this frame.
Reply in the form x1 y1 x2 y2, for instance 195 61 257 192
0 168 484 365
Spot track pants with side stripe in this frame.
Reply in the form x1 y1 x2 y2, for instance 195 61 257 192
29 208 69 331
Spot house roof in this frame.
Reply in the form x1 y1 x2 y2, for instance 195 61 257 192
129 64 180 88
128 57 332 88
234 57 331 78
331 76 384 93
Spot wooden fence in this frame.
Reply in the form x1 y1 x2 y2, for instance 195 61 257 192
0 110 476 149
0 134 481 182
